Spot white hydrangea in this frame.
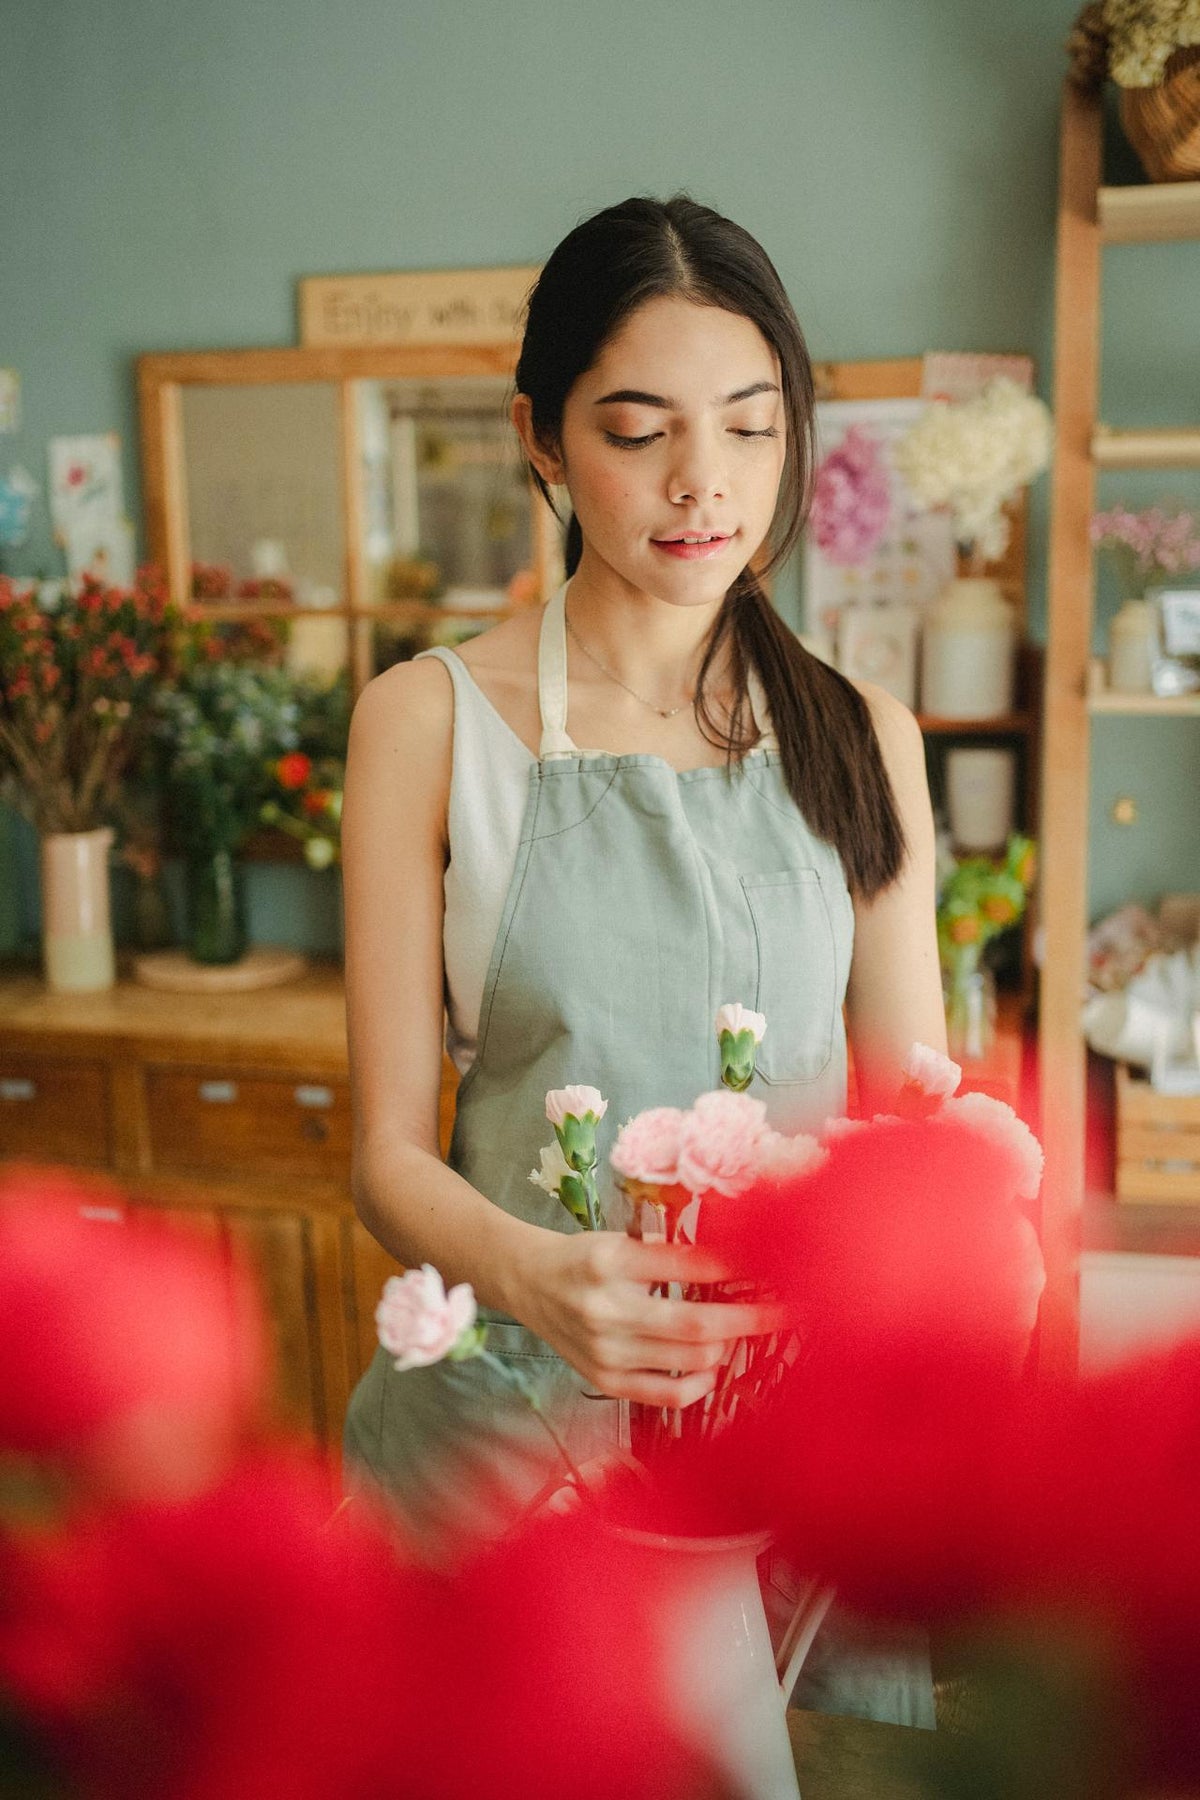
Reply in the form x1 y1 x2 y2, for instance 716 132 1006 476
891 378 1053 562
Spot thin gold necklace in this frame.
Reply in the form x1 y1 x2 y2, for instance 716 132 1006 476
564 607 694 720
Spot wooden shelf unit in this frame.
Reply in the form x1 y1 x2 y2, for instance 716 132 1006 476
1040 80 1200 1379
1097 178 1200 242
1087 657 1200 714
1091 425 1200 468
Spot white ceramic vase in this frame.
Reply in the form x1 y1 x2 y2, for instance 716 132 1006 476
617 1526 811 1800
920 577 1016 719
39 826 116 993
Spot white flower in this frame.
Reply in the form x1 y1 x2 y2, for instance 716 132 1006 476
375 1265 477 1372
529 1140 573 1196
545 1085 608 1127
892 378 1053 560
902 1043 963 1099
715 1003 767 1043
758 1129 828 1183
941 1090 1045 1200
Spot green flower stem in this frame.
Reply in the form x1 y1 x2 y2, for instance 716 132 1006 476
476 1348 593 1500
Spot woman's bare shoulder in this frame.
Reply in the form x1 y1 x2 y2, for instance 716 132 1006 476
846 675 923 762
349 653 453 746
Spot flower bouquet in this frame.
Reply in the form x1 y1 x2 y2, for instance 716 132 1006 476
937 834 1036 1060
151 643 301 962
1090 503 1200 597
0 568 178 835
891 379 1052 567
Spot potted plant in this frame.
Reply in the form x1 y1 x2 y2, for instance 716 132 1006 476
0 568 178 991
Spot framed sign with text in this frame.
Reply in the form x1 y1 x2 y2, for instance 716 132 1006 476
298 265 540 348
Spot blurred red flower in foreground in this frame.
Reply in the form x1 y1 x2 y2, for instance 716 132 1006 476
0 1166 720 1800
0 1166 267 1501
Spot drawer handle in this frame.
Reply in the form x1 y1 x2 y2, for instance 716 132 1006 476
294 1084 334 1109
301 1115 330 1143
0 1078 36 1102
198 1080 238 1104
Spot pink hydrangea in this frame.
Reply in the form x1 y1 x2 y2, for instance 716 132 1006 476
375 1265 477 1372
809 426 892 567
676 1090 770 1198
610 1107 685 1186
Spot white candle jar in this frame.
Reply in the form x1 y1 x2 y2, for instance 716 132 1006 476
920 578 1016 719
1107 598 1160 695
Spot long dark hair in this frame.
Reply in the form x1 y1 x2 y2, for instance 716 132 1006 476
513 193 906 899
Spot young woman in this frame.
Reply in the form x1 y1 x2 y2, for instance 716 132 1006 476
341 195 947 1723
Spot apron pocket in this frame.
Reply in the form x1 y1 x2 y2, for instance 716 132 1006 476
740 867 836 1084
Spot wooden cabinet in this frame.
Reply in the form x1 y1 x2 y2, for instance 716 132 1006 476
0 965 459 1468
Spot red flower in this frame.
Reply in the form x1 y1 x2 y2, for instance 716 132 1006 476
276 752 312 790
0 1167 267 1499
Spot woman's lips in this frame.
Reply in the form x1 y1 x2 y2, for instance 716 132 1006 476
651 535 732 560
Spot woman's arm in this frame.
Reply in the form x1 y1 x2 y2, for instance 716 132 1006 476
843 680 947 1117
342 657 775 1406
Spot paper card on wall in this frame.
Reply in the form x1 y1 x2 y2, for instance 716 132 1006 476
920 352 1034 402
63 515 136 586
48 433 124 545
802 398 956 645
0 370 20 433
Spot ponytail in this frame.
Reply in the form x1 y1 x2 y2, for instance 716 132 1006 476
696 573 907 901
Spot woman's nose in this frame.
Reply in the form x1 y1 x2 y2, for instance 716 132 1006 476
667 430 727 504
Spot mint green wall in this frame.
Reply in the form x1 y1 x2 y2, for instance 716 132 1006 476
1 0 1196 946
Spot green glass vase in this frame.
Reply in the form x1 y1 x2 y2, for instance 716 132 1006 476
184 847 247 965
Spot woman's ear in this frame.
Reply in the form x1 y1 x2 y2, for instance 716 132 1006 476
511 392 566 487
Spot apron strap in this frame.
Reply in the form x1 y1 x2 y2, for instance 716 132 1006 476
537 582 580 758
539 576 780 755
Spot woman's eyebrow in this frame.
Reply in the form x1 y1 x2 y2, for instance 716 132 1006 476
593 381 780 408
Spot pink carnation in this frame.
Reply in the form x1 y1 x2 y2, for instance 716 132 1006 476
940 1091 1045 1201
758 1129 828 1184
545 1085 607 1127
376 1265 477 1372
676 1090 770 1198
610 1107 685 1186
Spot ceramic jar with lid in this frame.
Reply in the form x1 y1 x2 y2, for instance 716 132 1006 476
1107 597 1160 695
919 578 1016 719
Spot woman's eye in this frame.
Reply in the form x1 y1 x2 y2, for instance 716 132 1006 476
603 426 779 449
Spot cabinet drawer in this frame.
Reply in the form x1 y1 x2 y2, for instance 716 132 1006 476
0 1057 111 1165
145 1068 352 1180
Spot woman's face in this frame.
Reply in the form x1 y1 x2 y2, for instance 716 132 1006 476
519 294 787 607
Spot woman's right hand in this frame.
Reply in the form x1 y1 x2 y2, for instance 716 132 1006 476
510 1229 783 1410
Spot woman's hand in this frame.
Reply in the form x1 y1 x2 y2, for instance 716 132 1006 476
511 1229 783 1409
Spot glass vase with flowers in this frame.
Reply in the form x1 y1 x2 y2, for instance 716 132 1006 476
0 568 178 990
893 380 1052 719
937 835 1037 1063
152 634 300 964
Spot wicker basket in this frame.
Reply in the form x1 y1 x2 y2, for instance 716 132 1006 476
1119 46 1200 182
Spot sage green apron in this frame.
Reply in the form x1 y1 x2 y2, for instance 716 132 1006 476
343 579 934 1727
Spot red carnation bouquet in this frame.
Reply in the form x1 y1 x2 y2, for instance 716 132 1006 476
0 569 178 833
